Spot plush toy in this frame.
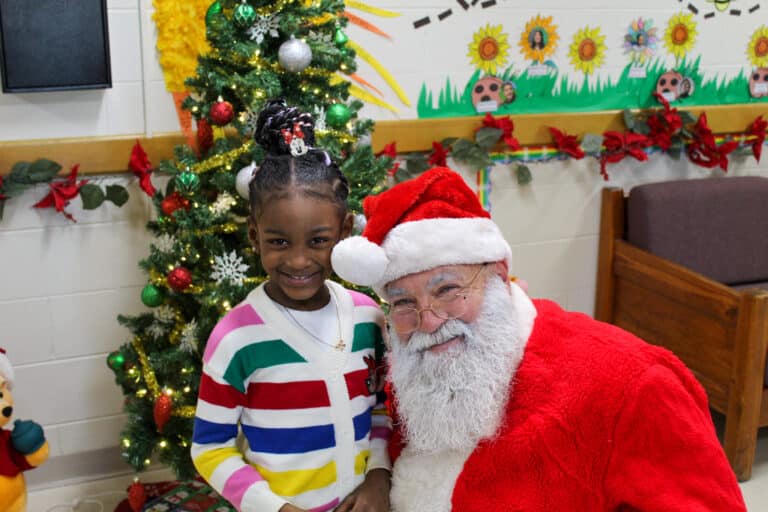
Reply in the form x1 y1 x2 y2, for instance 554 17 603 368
0 347 49 512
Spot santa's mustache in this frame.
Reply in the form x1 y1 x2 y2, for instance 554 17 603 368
404 320 473 354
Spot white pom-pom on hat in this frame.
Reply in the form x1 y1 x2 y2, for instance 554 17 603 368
332 235 389 287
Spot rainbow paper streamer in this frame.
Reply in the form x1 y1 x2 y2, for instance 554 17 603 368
476 167 493 213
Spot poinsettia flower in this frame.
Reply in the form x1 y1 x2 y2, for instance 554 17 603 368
599 131 651 180
647 93 683 151
376 142 399 177
479 113 521 151
748 116 767 162
0 176 7 201
548 127 585 159
33 164 88 222
129 141 156 197
428 141 450 167
686 113 738 171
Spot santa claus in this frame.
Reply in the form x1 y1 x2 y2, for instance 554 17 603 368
332 167 746 511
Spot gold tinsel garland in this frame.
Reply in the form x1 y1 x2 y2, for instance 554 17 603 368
191 141 254 174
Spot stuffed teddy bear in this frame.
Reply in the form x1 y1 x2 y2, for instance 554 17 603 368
0 347 49 512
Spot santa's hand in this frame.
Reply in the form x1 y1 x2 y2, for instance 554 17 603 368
335 468 390 512
11 419 46 455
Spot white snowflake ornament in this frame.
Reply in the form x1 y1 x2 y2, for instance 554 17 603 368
179 319 199 353
153 234 177 254
147 323 169 339
153 305 177 325
248 14 281 44
211 250 250 286
211 192 236 216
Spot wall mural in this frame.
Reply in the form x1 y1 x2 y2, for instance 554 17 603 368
411 3 768 118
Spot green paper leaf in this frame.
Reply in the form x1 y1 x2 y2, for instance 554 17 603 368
106 185 130 207
516 165 532 186
633 120 650 135
405 152 429 176
668 140 684 160
622 109 635 130
80 184 105 210
9 161 32 183
27 159 62 182
0 179 31 198
581 133 604 154
679 111 697 125
441 137 459 147
475 127 502 150
451 139 492 169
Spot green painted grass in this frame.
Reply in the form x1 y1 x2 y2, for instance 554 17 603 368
417 58 768 118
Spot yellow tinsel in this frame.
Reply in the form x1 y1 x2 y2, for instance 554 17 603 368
153 0 211 93
191 141 254 173
133 337 161 398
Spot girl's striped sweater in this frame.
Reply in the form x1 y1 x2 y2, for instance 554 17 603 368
191 281 391 512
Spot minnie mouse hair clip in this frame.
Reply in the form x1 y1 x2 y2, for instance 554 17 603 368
281 123 309 157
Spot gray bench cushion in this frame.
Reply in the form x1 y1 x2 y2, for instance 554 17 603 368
627 177 768 286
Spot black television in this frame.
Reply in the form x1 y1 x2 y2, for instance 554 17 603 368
0 0 111 93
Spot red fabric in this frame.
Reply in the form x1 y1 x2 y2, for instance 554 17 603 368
391 299 746 511
749 116 767 162
32 164 87 222
361 167 490 246
647 93 683 151
0 429 33 477
599 131 651 180
427 141 450 167
686 113 739 171
478 113 520 150
376 142 400 177
548 127 585 159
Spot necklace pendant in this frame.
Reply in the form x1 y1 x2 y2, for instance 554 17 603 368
334 339 346 351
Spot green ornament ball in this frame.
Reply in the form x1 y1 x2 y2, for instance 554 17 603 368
205 1 222 26
176 171 200 193
334 28 349 46
233 2 257 27
141 284 164 307
326 103 352 129
107 351 126 371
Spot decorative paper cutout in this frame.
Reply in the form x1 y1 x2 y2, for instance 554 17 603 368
624 18 659 67
519 15 559 65
655 70 696 102
664 12 698 63
568 26 607 75
747 25 768 67
467 24 511 75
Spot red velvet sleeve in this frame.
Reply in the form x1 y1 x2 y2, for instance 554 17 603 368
603 363 746 511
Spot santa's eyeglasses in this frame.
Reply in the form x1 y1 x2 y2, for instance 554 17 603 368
387 264 489 335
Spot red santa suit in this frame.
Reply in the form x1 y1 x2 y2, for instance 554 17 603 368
388 298 746 512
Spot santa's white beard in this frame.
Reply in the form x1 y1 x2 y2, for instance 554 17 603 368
388 278 529 453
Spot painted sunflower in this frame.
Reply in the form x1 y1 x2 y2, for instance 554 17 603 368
468 24 511 75
568 26 607 75
747 25 768 68
664 12 697 61
519 15 559 63
623 17 659 64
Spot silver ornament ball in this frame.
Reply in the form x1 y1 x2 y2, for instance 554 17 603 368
278 36 313 72
236 162 258 200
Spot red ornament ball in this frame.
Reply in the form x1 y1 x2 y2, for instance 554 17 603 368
127 480 147 512
160 192 190 217
167 267 192 291
153 394 173 433
196 117 213 155
210 99 234 126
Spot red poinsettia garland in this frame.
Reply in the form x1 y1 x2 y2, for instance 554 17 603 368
128 141 157 197
33 164 88 222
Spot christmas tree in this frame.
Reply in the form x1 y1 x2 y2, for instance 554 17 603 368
108 0 391 479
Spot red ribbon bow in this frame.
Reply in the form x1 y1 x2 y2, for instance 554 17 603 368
376 142 400 177
128 141 156 197
479 113 521 151
428 141 450 167
748 115 767 163
548 127 585 159
599 131 652 180
281 123 305 145
33 164 88 222
686 113 738 171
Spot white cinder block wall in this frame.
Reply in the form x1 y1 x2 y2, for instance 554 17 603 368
1 0 766 489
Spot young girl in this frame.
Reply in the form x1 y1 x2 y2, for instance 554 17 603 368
191 100 391 512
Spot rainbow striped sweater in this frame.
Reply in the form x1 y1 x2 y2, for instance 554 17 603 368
192 281 391 512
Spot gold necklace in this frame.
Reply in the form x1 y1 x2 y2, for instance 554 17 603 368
280 286 345 351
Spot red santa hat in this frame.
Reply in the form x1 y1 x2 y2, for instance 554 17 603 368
0 347 14 390
332 167 512 296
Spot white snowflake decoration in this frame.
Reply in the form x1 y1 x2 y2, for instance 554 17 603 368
179 319 199 353
211 250 250 286
211 192 236 216
308 30 332 46
248 14 281 44
147 322 170 339
313 106 327 132
153 234 177 254
242 109 259 136
153 305 177 325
